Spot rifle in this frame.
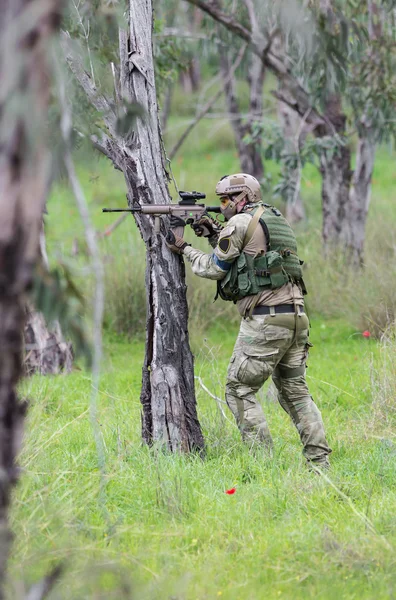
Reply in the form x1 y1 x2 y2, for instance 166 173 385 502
102 191 222 237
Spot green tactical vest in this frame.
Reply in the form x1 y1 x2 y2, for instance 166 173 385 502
217 204 306 303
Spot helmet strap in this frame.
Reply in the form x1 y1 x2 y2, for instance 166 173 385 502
234 190 247 205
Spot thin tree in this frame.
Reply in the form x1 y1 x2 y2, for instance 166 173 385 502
63 1 205 452
218 0 266 180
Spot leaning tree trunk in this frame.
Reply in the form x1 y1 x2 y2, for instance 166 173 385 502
219 48 265 180
63 0 204 452
0 0 62 593
246 53 266 180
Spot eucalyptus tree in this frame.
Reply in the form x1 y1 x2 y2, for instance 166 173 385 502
184 0 396 264
63 1 204 453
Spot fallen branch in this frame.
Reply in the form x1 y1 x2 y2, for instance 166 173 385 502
25 564 63 600
194 375 237 428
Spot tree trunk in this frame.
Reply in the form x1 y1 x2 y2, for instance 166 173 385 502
246 53 266 180
119 7 204 451
219 49 264 179
24 308 73 376
319 124 375 266
277 95 306 224
347 135 376 265
0 0 62 592
318 96 353 253
180 6 202 93
320 143 353 250
65 2 204 452
24 228 73 375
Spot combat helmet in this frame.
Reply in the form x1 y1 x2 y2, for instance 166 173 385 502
215 173 262 204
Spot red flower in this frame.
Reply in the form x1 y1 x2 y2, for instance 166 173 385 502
362 330 371 338
225 487 236 495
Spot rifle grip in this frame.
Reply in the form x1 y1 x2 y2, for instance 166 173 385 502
169 215 186 239
172 225 185 238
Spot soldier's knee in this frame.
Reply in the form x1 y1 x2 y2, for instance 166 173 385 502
274 374 310 399
227 350 272 390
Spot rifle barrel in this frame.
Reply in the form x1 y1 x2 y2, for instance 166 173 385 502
102 205 221 214
102 208 141 212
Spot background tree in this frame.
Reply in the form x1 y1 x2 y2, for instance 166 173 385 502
63 0 204 453
24 227 73 376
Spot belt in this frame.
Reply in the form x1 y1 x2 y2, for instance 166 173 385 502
252 304 304 315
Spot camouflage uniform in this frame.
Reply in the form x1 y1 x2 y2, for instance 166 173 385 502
184 210 331 467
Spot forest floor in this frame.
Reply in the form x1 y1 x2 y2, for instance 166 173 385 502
8 115 396 598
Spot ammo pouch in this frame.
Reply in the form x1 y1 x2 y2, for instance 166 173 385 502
217 250 289 302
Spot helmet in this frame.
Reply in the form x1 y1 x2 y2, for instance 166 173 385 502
215 173 262 204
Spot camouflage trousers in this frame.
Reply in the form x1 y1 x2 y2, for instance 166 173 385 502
225 311 331 467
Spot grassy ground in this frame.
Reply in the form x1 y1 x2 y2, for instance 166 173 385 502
10 317 396 599
8 88 396 597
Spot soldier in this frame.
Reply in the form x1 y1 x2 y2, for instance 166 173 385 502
166 173 331 468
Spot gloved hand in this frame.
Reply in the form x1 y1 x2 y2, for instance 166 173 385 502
165 230 190 255
191 215 222 238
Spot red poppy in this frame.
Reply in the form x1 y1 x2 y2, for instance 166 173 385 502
362 330 371 338
225 487 236 495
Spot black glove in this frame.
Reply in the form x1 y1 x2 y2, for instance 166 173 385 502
165 230 190 255
191 215 221 238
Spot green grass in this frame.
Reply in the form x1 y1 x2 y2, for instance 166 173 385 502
10 319 396 599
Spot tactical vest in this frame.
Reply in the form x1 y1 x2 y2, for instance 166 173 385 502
217 204 306 302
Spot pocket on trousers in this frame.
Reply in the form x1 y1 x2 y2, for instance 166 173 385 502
236 347 279 388
263 324 292 341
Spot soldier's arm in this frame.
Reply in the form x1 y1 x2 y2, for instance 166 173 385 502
183 215 249 281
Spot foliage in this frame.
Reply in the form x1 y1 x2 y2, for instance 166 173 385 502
282 0 396 140
153 17 191 99
244 119 342 202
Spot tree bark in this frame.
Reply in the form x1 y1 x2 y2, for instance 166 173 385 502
0 0 62 593
64 1 204 452
120 9 204 451
24 308 73 376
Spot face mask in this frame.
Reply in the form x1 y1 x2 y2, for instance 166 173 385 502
219 196 237 221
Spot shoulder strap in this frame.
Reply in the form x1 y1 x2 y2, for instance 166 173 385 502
243 206 265 247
